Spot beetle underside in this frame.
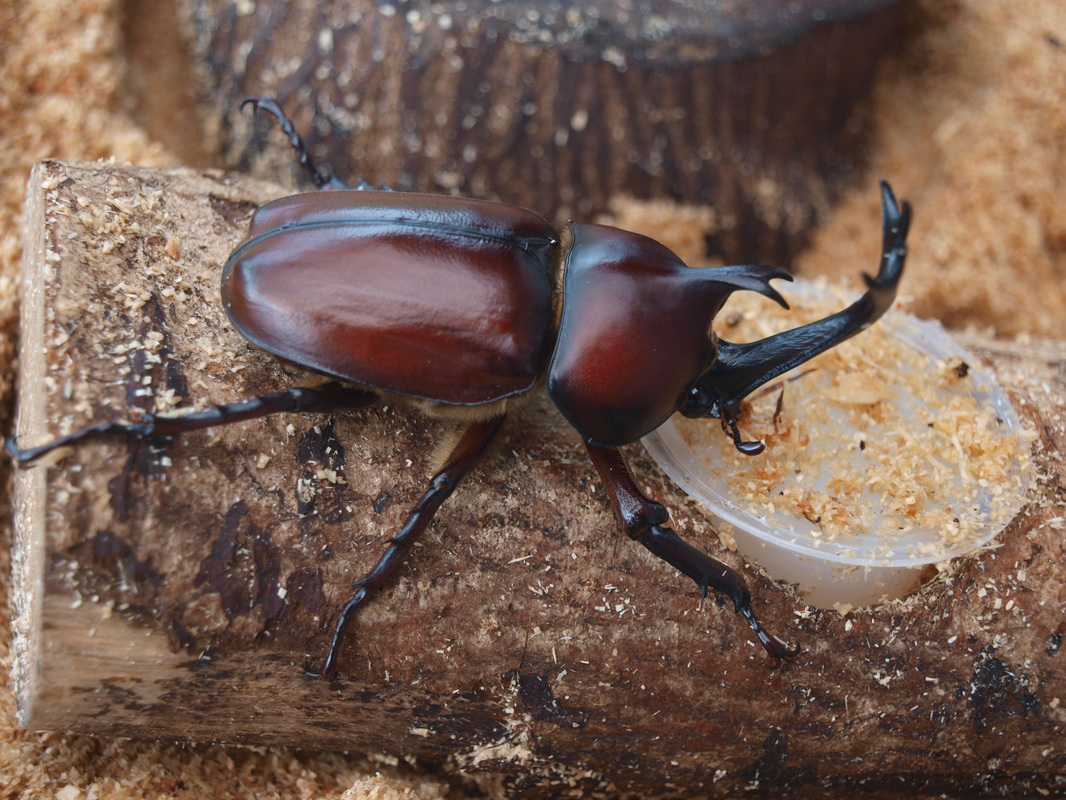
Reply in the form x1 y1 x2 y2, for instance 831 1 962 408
8 97 910 678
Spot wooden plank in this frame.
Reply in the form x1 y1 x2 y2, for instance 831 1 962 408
10 160 1066 797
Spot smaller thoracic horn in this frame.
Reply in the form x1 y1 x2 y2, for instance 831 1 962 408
679 180 911 455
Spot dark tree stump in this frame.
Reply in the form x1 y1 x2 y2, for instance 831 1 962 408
180 0 909 265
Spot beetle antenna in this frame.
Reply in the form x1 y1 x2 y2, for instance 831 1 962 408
240 97 339 190
721 407 764 455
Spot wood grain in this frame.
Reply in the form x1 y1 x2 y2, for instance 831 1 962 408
183 0 909 266
10 161 1065 798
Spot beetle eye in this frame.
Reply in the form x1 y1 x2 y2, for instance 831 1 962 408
679 385 714 419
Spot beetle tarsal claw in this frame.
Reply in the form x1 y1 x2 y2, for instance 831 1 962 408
305 590 367 680
5 434 51 465
739 605 801 662
5 419 156 466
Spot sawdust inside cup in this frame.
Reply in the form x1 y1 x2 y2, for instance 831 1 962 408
643 283 1034 611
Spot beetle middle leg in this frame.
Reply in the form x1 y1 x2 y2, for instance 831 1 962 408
308 414 507 680
584 443 798 661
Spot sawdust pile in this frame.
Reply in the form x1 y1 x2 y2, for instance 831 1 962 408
794 2 1066 337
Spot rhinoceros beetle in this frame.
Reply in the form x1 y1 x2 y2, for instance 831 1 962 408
9 98 911 678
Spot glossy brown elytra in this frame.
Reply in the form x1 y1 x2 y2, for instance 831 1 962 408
9 98 911 678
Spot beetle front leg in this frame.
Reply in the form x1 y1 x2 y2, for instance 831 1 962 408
584 443 798 661
308 414 507 680
7 381 377 466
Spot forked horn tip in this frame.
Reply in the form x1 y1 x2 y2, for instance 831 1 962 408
239 96 268 113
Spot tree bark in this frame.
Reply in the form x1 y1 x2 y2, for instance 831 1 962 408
10 161 1065 798
179 0 909 266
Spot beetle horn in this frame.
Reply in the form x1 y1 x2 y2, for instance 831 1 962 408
697 263 793 315
681 181 911 452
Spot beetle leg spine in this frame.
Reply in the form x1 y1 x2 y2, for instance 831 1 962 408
583 442 795 662
640 524 799 662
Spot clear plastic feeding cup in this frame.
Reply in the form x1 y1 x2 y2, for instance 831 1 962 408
643 286 1032 611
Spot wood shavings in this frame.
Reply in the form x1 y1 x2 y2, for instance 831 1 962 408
674 286 1034 562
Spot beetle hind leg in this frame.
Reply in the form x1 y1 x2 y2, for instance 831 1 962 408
584 443 798 661
307 414 506 680
7 381 377 466
241 97 391 192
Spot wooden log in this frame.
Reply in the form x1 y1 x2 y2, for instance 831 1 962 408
10 161 1066 798
180 0 909 265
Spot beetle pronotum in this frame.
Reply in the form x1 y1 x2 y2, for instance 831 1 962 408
9 98 910 678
